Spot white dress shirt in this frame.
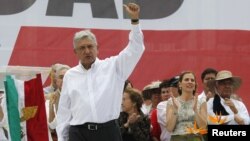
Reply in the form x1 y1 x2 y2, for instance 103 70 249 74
157 101 171 141
207 96 250 125
141 103 152 117
198 91 206 102
56 24 145 141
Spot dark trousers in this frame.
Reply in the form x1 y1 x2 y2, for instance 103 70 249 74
69 120 122 141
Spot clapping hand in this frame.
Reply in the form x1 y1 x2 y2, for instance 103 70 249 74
171 95 180 111
128 113 140 124
124 113 140 128
224 98 238 114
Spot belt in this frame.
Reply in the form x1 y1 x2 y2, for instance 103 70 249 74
79 120 117 131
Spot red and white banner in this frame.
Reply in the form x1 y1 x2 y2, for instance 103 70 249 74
0 0 250 110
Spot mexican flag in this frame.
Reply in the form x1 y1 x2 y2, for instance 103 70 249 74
4 74 49 141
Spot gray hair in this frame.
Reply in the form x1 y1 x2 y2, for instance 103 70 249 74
51 63 64 71
55 65 70 78
73 30 97 49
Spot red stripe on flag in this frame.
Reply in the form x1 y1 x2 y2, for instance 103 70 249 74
24 74 49 141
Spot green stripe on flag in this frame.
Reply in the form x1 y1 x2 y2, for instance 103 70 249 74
4 75 21 141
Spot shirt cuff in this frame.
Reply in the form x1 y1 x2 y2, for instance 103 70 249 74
226 115 234 123
131 24 141 33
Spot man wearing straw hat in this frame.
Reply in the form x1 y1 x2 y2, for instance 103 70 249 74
207 70 250 125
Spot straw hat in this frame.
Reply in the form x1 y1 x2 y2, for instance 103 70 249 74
208 70 242 90
143 81 161 91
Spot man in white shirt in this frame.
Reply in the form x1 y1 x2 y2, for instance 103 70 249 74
157 76 179 141
141 81 162 118
207 70 250 125
198 68 217 102
56 3 145 141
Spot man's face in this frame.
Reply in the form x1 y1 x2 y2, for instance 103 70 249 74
151 92 161 107
216 79 233 99
161 87 179 101
161 87 171 101
203 73 216 91
74 38 98 69
170 87 179 97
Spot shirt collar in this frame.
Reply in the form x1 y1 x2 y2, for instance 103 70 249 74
78 58 100 71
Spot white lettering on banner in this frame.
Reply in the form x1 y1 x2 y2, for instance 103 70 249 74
212 129 247 137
